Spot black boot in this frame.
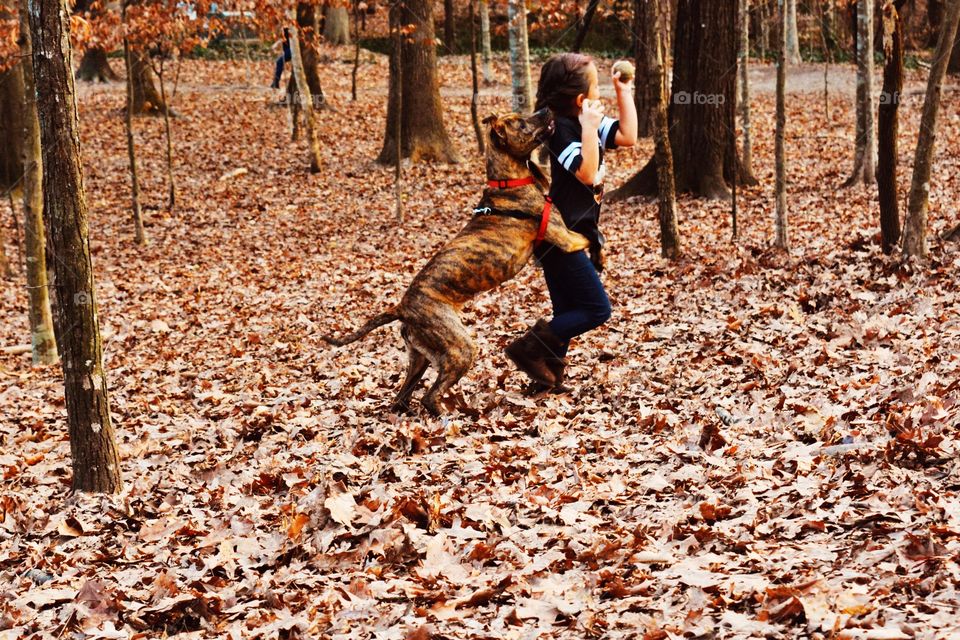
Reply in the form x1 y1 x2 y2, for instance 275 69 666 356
506 319 567 389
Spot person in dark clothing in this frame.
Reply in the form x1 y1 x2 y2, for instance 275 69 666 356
506 52 637 393
270 28 292 89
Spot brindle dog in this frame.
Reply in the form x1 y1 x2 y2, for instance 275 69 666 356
323 109 588 415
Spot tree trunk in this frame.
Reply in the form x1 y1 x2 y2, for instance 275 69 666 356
950 29 960 73
929 0 944 47
877 0 904 255
572 0 600 52
377 0 459 164
76 46 119 82
130 50 169 115
480 0 493 83
785 0 802 64
634 0 656 138
19 0 58 362
845 0 876 186
29 0 121 493
323 4 351 45
469 0 484 153
0 66 25 192
902 0 960 258
298 2 329 109
648 0 680 259
352 0 360 100
775 0 789 251
289 25 324 173
611 0 755 201
444 0 456 52
508 0 533 113
739 0 753 177
122 6 146 245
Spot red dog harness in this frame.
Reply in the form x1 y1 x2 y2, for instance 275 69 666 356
484 177 552 248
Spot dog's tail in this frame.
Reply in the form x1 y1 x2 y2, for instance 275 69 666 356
322 308 400 346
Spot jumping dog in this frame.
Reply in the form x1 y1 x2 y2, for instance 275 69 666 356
323 109 589 415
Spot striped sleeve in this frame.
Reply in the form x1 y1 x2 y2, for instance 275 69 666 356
550 120 584 174
599 116 620 149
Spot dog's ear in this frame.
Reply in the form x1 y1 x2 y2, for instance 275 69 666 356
482 113 499 126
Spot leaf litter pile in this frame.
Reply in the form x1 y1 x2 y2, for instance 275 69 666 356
1 51 959 639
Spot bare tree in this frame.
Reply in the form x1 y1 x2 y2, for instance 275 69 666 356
479 0 493 83
29 0 121 492
121 1 147 245
902 0 960 258
18 0 58 363
377 0 459 164
785 0 801 64
774 0 789 250
739 0 753 177
648 0 680 258
289 25 323 173
844 0 876 186
508 0 533 113
877 0 905 254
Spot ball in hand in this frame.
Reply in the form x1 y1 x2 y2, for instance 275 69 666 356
612 60 635 84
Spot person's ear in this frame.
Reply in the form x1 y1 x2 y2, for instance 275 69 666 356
575 94 585 110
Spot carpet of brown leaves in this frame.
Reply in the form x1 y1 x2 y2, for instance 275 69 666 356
1 50 959 639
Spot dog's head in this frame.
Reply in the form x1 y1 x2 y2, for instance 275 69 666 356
483 108 555 158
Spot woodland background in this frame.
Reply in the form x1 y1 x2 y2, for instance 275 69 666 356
1 0 959 638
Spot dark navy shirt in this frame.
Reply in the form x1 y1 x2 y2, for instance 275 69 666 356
547 115 620 233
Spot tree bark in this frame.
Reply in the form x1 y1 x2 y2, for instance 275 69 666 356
508 0 533 113
877 0 904 255
76 46 119 82
775 0 789 251
18 0 58 362
634 0 656 138
323 3 351 45
444 0 456 52
480 0 493 83
844 0 876 186
610 0 756 201
130 50 169 115
648 0 680 259
950 29 960 73
929 0 944 47
289 25 323 173
298 2 329 109
572 0 600 52
121 4 146 245
0 65 25 192
785 0 802 64
29 0 121 493
377 0 459 164
739 0 753 177
469 0 484 153
902 0 960 258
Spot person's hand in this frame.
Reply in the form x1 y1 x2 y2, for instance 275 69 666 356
579 98 604 132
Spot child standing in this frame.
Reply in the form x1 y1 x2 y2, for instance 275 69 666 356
506 53 637 392
270 28 292 89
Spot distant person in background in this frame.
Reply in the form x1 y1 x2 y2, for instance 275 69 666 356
270 28 292 89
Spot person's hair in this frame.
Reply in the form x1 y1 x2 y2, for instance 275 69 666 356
283 27 291 39
535 53 594 118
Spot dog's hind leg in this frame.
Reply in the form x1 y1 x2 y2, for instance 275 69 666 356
418 316 476 417
390 328 430 414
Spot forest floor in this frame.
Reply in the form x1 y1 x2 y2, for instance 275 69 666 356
1 50 959 639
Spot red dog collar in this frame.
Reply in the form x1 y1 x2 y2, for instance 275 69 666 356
487 176 537 189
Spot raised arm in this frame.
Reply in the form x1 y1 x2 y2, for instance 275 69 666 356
612 68 638 147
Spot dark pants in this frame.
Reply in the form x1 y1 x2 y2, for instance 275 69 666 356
271 53 291 88
536 247 611 357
